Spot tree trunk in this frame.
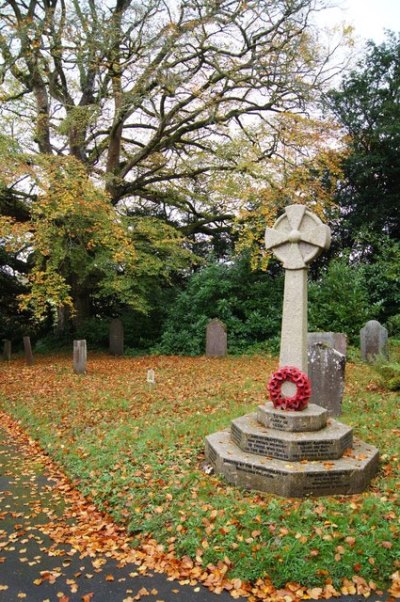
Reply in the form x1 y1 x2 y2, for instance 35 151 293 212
72 293 90 330
55 304 71 335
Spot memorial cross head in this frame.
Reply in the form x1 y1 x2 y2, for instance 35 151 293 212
265 204 331 270
265 204 331 378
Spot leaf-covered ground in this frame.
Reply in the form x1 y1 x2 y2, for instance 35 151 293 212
0 353 399 601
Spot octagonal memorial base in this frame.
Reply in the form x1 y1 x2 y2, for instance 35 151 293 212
231 413 353 461
205 403 379 497
205 430 379 497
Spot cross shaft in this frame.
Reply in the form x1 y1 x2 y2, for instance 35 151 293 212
265 205 331 374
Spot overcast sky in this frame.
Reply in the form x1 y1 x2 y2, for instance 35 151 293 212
324 0 400 44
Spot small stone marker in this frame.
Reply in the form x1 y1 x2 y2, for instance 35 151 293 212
205 204 379 497
73 340 87 374
109 318 124 356
147 369 156 388
360 320 388 362
308 343 345 416
308 332 347 357
3 339 11 361
23 336 34 365
206 319 227 357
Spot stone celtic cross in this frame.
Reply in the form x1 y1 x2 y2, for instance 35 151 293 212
265 205 331 373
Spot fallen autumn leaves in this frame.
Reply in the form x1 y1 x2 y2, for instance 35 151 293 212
0 353 399 601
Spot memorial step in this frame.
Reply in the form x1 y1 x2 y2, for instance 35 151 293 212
205 430 379 497
257 402 328 432
231 413 353 461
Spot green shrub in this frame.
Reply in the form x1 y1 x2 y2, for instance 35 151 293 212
373 360 400 390
34 333 73 353
309 256 378 344
359 236 400 326
155 258 284 355
74 317 109 348
388 314 400 337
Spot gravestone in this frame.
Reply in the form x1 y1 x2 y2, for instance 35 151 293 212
308 332 347 357
73 340 87 374
206 205 379 497
308 343 345 416
360 320 388 362
206 319 227 357
23 336 34 365
109 318 124 356
3 340 11 361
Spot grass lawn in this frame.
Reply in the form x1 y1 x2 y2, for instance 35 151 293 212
0 351 399 599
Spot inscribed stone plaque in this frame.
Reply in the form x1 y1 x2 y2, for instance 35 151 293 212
3 339 11 361
109 318 124 356
205 430 379 497
206 319 227 357
23 336 34 365
308 343 345 416
308 332 347 357
360 320 388 362
231 413 352 461
73 340 87 374
257 402 328 432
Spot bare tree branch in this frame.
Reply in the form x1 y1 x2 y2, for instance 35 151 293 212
0 0 344 234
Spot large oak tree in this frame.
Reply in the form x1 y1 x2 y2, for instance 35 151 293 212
0 0 343 325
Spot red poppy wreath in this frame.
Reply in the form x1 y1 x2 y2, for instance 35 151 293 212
267 366 311 411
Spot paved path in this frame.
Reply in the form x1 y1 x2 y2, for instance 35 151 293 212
0 425 390 602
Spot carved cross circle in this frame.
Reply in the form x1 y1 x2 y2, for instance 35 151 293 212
265 205 331 270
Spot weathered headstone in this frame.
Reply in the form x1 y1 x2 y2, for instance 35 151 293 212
73 340 87 374
23 336 34 365
360 320 388 362
205 204 379 497
109 318 124 356
206 319 227 357
308 343 345 416
308 332 347 357
3 339 11 361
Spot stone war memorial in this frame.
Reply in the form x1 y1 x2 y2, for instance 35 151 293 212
205 205 379 497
